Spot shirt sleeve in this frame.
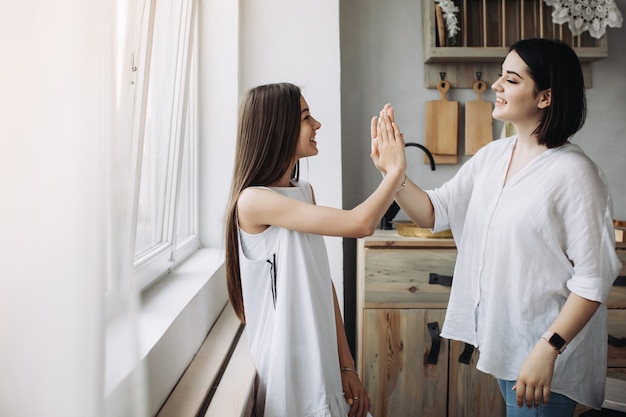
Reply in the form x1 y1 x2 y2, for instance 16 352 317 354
561 160 622 302
425 153 479 238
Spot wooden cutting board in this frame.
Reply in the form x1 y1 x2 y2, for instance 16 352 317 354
425 79 458 163
465 80 493 155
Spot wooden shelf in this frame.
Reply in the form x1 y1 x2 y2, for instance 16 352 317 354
422 0 608 88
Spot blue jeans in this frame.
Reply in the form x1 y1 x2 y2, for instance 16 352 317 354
498 379 576 417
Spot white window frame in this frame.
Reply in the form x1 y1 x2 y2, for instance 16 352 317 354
129 0 199 290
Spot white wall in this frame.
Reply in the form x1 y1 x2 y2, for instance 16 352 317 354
201 0 345 305
198 0 240 251
582 26 626 219
0 2 108 416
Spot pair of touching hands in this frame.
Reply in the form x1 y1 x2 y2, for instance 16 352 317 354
338 104 406 417
370 103 407 178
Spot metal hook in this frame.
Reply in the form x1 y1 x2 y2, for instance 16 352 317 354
476 71 482 81
439 72 446 81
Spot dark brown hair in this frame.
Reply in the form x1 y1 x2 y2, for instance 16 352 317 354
225 83 302 322
510 38 587 148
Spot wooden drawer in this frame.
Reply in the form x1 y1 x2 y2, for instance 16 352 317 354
363 248 457 308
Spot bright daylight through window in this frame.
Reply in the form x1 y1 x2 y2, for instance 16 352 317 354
132 0 198 290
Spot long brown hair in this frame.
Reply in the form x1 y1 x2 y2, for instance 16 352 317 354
225 83 302 322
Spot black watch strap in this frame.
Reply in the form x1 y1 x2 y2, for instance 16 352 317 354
542 331 566 353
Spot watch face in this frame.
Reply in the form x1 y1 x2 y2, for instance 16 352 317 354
550 332 566 350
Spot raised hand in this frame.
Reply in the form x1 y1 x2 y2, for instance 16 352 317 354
371 103 406 177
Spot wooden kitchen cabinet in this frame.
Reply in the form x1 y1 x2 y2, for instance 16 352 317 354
608 246 626 371
575 244 626 415
598 245 626 413
363 308 448 416
356 230 505 417
357 231 626 416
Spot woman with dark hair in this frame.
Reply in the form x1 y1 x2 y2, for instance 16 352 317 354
225 82 405 416
373 39 621 416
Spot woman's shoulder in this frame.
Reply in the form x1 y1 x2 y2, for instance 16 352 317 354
552 143 609 192
553 143 601 174
238 180 313 205
237 186 280 216
238 185 273 200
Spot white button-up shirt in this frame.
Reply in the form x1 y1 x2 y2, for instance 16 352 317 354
427 136 622 408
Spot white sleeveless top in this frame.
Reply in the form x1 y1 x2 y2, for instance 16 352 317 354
238 179 353 417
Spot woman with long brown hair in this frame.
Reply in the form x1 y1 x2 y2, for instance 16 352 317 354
225 82 404 417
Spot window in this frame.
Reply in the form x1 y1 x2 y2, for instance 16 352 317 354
131 0 198 289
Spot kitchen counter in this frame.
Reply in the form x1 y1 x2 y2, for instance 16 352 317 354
356 229 626 416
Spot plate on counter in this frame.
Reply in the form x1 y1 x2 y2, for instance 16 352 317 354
392 220 453 239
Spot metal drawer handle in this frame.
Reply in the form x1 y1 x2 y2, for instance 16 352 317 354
429 273 453 287
458 343 474 364
608 335 626 347
426 321 441 365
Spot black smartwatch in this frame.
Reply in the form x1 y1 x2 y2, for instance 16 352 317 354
541 331 567 353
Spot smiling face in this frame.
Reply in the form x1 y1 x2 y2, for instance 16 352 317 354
491 51 551 131
294 95 321 160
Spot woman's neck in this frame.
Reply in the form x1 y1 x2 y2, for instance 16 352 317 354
512 121 545 149
271 171 294 187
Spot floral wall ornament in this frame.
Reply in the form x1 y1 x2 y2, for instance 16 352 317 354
543 0 623 39
435 0 460 40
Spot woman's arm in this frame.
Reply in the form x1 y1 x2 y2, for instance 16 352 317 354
238 111 406 238
513 293 600 408
393 176 435 228
513 156 623 408
332 283 370 417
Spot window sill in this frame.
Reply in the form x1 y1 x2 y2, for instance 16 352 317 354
105 248 227 417
156 303 256 417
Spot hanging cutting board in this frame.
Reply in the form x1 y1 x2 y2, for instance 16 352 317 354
465 80 493 155
425 79 458 164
